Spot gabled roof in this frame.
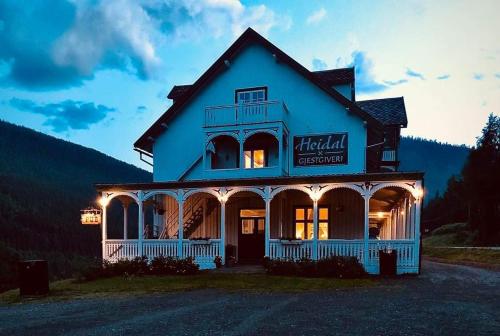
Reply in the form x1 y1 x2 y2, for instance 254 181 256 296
356 97 407 127
135 28 382 153
313 67 354 86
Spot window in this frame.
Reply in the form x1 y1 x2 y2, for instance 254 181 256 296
244 149 266 168
235 87 267 104
240 209 265 235
294 207 329 240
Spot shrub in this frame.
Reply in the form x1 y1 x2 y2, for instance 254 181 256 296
263 256 366 278
76 256 200 281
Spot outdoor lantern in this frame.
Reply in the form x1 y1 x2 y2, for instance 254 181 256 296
80 208 102 225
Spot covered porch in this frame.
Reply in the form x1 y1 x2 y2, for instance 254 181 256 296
98 173 423 274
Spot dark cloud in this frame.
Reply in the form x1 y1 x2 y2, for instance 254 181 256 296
406 68 425 80
312 58 328 71
10 98 115 132
437 74 450 80
348 51 388 93
383 79 408 86
473 73 484 80
0 0 85 89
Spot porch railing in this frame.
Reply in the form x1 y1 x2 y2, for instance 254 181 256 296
269 239 313 260
104 239 139 262
143 240 178 260
183 239 221 260
204 100 289 127
318 239 364 261
367 239 416 269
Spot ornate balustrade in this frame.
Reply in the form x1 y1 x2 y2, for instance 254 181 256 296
367 239 417 273
318 239 364 261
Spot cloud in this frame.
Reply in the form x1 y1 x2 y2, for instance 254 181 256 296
306 8 327 25
0 0 287 90
473 73 484 80
383 79 408 86
312 58 328 71
437 74 450 80
406 68 425 80
495 73 500 79
10 98 115 132
347 51 388 94
136 105 147 113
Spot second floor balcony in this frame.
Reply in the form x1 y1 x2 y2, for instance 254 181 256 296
204 100 289 128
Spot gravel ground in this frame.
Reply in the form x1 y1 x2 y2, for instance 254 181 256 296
0 261 499 336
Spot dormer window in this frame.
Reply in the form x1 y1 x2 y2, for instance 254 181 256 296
235 87 267 104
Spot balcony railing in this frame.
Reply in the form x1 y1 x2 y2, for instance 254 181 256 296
381 149 396 162
205 100 288 127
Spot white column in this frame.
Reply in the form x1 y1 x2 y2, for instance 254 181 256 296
123 204 128 240
363 195 370 267
220 201 226 264
278 129 284 173
137 198 144 256
239 135 244 170
312 200 318 260
177 198 184 258
414 196 422 271
101 205 107 260
265 198 271 257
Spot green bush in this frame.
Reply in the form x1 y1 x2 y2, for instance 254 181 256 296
432 223 468 236
263 256 367 278
76 256 200 281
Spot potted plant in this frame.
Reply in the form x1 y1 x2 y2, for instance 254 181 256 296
279 236 303 244
190 237 212 244
214 256 223 268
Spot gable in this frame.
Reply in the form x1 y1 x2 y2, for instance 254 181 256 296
135 28 382 154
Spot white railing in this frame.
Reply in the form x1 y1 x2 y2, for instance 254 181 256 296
143 240 179 260
318 239 364 261
104 240 138 262
382 149 396 162
269 239 313 260
183 239 221 260
368 240 416 269
204 100 288 127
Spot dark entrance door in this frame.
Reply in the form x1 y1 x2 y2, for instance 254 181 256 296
238 209 265 263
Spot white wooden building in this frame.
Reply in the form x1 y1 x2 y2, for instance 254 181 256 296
97 28 424 274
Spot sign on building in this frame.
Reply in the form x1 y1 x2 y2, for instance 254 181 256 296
293 133 348 166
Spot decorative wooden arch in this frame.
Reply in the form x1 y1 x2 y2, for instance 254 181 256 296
369 182 419 200
242 129 279 142
182 188 222 202
269 184 314 201
102 191 140 205
318 183 366 198
225 186 266 200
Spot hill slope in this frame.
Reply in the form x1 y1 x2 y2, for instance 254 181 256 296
0 120 151 290
399 137 470 200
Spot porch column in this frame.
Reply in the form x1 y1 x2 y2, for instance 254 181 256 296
239 134 244 170
265 197 271 257
363 195 370 267
414 195 422 270
137 195 144 256
177 197 184 258
122 203 129 240
101 204 107 260
312 200 318 260
220 201 226 264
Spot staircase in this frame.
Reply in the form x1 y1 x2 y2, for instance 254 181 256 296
159 195 218 239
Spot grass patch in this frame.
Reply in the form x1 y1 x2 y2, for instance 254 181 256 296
423 247 500 265
0 272 374 304
423 222 476 247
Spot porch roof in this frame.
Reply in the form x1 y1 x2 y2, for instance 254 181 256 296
96 171 424 192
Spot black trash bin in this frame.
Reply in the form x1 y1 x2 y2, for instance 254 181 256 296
379 249 397 276
18 260 49 296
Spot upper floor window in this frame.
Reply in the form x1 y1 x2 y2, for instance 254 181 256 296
235 87 267 104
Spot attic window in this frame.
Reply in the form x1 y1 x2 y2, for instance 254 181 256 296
235 87 267 104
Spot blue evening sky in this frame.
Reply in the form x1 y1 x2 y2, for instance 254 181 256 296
0 0 499 170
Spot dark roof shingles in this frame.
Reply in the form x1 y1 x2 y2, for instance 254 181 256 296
313 67 354 86
356 97 407 127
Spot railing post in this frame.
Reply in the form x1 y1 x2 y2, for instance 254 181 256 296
137 192 144 257
177 193 184 258
312 200 318 260
123 203 128 240
414 192 422 271
363 194 370 268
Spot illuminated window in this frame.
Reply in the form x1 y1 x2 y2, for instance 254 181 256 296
241 219 254 235
294 207 329 240
244 149 266 168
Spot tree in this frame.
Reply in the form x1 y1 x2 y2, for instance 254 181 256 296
462 114 500 244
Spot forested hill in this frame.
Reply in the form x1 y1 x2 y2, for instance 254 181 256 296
0 120 151 290
399 137 470 200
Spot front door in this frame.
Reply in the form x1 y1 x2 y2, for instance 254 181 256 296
238 209 265 263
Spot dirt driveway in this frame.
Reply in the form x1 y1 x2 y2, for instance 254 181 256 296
0 261 498 336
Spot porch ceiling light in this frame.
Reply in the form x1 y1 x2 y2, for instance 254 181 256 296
309 190 322 202
98 196 110 207
413 188 424 200
377 212 384 218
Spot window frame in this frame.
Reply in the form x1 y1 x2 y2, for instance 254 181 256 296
293 205 330 240
234 86 268 104
244 149 267 169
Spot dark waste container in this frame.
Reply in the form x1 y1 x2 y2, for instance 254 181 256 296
379 250 397 276
18 260 49 296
